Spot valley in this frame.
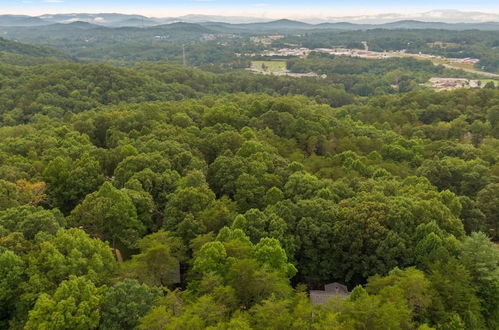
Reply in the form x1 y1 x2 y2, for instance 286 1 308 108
0 7 498 330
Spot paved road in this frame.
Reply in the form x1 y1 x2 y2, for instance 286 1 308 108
400 52 499 78
441 64 499 78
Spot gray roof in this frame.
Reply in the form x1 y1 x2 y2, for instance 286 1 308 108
324 282 349 294
310 282 350 305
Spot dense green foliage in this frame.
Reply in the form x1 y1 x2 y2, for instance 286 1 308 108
0 37 71 66
277 29 499 73
0 23 248 65
287 53 476 96
0 61 357 126
2 22 498 73
0 37 69 60
0 32 498 329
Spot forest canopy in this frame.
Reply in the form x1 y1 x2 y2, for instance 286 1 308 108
0 30 498 330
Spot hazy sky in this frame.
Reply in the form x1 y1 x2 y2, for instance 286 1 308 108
3 0 499 17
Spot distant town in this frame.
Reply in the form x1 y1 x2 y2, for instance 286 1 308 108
239 37 499 89
239 42 480 65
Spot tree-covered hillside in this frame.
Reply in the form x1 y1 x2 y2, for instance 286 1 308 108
0 48 498 329
0 61 360 126
277 29 499 74
0 37 69 59
0 37 72 66
1 23 498 73
0 55 488 127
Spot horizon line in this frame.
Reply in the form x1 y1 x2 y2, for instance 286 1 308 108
3 9 499 20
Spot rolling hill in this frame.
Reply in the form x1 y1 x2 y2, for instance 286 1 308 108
2 13 498 31
0 37 72 65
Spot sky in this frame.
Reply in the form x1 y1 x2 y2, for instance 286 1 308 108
3 0 499 18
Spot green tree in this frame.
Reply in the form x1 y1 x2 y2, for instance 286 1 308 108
43 155 104 213
122 187 157 232
250 296 294 330
234 173 266 211
226 258 292 308
0 205 65 240
428 259 484 329
293 198 337 281
417 157 491 197
284 171 323 201
338 285 413 329
19 228 115 317
232 209 269 244
208 155 246 197
25 276 104 330
163 184 215 235
100 279 162 330
264 187 284 205
0 179 19 211
367 267 433 324
460 232 499 329
253 237 297 278
458 196 486 234
0 250 25 324
476 183 499 239
120 231 185 287
333 201 390 285
69 182 145 249
193 241 228 277
487 105 499 138
197 197 237 234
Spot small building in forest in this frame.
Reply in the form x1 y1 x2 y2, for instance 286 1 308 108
310 282 350 305
171 261 181 284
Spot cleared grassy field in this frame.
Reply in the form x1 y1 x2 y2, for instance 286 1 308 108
251 60 287 73
389 53 476 71
427 42 461 49
398 53 499 78
479 79 499 86
430 57 476 71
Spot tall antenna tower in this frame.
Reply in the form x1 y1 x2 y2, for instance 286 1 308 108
182 44 187 66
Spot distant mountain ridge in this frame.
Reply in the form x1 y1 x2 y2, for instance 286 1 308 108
0 15 50 27
1 11 499 27
313 10 499 24
1 13 499 31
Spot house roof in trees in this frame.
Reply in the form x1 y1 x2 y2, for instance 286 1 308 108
310 282 350 305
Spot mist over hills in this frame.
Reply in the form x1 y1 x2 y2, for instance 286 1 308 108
0 13 267 27
1 16 499 33
1 9 498 71
310 9 499 24
1 10 499 29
